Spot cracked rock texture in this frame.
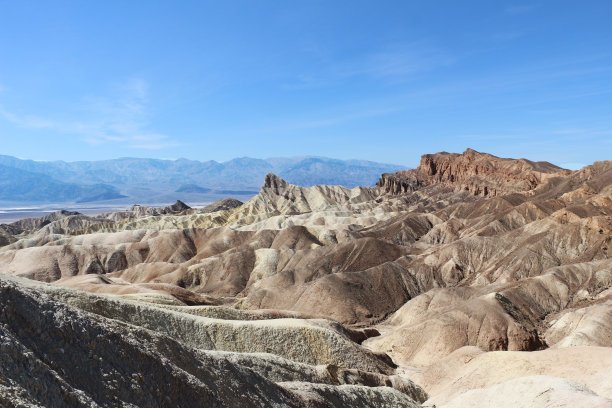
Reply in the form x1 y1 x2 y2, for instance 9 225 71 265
0 275 425 407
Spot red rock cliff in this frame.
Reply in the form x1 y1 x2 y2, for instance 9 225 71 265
377 148 570 197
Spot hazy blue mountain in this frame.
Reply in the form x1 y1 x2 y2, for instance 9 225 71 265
0 164 125 203
0 155 405 204
278 157 403 188
175 184 212 193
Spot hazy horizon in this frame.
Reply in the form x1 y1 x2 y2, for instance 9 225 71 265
0 149 590 171
1 153 407 167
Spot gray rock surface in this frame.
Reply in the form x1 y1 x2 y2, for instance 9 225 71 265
1 149 611 407
0 275 426 407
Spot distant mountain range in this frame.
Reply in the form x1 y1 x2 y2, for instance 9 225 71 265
0 155 405 204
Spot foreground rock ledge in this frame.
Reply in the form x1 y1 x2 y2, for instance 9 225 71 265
0 275 426 407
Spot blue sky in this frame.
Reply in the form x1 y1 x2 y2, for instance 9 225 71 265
0 1 611 169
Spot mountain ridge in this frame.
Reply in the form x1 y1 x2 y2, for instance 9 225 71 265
0 149 610 407
0 154 405 204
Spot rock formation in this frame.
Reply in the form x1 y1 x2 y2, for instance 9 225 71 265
0 275 425 407
0 148 610 407
377 148 570 196
200 198 244 213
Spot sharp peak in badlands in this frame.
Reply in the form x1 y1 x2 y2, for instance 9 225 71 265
0 148 611 407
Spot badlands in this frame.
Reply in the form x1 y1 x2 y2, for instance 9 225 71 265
0 148 611 407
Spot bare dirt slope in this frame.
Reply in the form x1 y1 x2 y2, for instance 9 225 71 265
1 149 610 407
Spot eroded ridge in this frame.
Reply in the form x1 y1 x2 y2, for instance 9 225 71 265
1 150 610 407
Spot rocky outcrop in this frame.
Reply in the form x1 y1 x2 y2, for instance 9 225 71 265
265 172 291 190
377 148 569 196
282 382 421 408
245 173 378 215
1 149 611 407
101 200 191 221
0 276 301 407
0 226 15 247
200 197 244 213
1 209 81 235
0 275 426 407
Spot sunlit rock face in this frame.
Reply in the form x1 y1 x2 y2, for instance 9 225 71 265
1 150 611 407
377 148 571 197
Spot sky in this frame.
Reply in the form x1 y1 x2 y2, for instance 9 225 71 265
0 1 611 169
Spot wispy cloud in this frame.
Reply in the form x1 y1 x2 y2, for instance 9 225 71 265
284 41 454 89
0 78 181 150
0 108 58 129
250 53 612 139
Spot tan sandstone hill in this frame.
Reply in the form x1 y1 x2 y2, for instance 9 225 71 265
0 149 610 407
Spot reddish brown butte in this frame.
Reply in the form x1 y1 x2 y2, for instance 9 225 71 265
377 148 570 197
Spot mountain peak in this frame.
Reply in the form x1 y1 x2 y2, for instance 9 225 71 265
170 200 190 211
263 173 290 190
